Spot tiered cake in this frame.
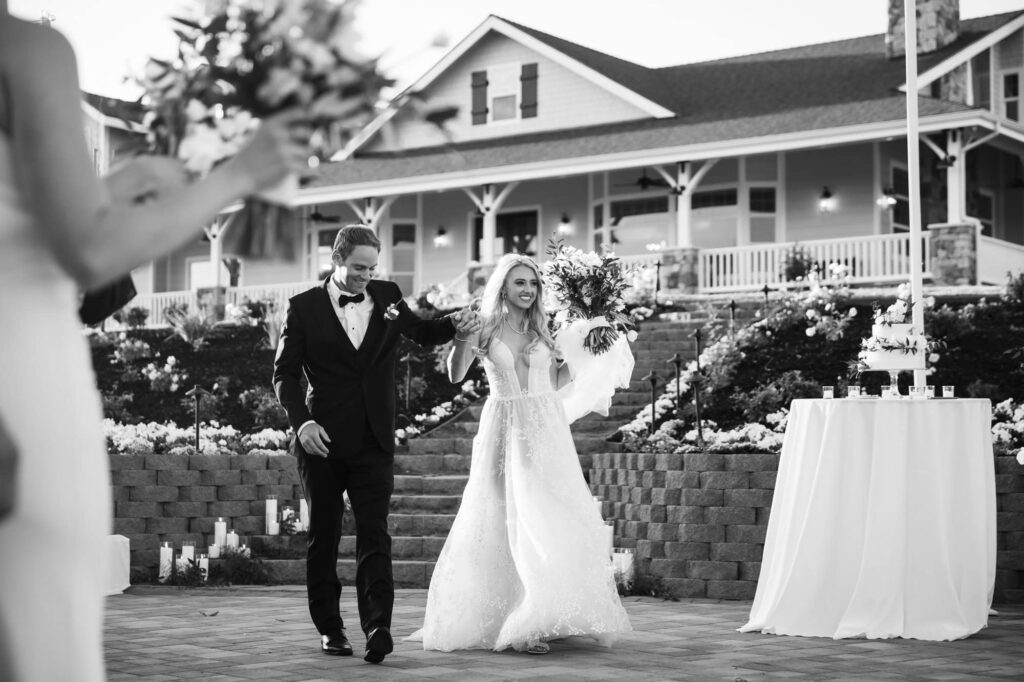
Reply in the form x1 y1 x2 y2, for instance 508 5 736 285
858 323 926 371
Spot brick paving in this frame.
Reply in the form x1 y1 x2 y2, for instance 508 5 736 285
104 587 1024 681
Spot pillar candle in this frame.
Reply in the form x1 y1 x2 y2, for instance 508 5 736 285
300 498 309 531
214 518 227 547
181 542 195 562
603 521 614 561
226 530 239 549
208 544 220 559
266 495 279 535
159 542 173 582
592 495 604 520
198 554 209 582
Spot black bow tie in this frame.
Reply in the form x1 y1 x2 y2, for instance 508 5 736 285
338 292 365 307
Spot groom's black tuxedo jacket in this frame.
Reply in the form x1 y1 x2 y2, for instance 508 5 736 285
273 278 455 458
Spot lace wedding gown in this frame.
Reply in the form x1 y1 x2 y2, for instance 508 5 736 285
411 339 632 652
0 134 111 680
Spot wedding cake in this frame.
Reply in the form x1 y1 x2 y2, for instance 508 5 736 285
858 323 927 371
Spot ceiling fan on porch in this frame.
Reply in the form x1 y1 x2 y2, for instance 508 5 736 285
616 168 671 191
308 205 342 224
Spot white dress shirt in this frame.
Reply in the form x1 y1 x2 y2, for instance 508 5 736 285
328 277 373 349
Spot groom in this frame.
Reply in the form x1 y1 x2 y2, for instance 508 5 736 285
274 224 476 664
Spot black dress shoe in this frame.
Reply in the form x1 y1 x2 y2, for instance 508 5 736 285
364 626 393 664
321 630 353 656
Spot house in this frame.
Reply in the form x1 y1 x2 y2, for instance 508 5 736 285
134 0 1024 318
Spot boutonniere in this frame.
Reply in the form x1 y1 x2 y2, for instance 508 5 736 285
384 302 400 321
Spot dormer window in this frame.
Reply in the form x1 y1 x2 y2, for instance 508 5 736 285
471 62 538 125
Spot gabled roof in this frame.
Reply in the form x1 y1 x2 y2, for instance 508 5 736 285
310 10 1024 199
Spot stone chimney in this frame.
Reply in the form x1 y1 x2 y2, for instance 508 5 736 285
886 0 960 59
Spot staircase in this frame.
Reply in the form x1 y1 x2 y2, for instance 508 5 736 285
260 315 717 587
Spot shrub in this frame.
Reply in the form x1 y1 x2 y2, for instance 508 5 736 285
113 305 150 329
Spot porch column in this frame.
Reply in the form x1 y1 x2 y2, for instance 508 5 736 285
674 162 693 247
463 182 520 265
945 130 965 222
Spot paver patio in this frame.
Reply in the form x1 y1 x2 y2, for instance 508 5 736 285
104 587 1024 681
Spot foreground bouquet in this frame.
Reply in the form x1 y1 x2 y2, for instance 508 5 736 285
137 0 389 256
542 239 634 354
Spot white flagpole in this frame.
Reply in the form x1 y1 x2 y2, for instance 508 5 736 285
904 0 926 388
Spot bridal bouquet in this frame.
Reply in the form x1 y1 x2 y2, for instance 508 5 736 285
137 0 389 257
542 239 634 354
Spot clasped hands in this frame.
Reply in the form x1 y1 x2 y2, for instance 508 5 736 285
451 304 482 341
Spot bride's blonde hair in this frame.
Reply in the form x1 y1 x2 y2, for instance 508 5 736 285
477 253 554 355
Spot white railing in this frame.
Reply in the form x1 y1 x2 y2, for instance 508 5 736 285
700 233 932 293
225 281 318 313
978 236 1024 284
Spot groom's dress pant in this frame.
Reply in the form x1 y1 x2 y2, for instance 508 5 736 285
298 427 394 637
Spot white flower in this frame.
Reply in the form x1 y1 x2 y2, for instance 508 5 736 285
805 327 817 337
627 330 638 342
178 124 230 176
848 307 857 317
184 99 209 122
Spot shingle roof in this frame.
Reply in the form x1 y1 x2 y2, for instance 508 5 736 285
82 91 146 124
309 11 1022 188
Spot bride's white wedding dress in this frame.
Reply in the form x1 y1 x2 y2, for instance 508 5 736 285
410 339 632 652
0 134 111 680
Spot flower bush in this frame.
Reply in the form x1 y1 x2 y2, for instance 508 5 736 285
992 398 1024 464
397 380 482 444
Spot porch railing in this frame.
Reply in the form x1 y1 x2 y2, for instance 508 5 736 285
699 233 932 293
979 236 1024 285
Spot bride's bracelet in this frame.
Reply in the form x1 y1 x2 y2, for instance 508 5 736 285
455 333 473 343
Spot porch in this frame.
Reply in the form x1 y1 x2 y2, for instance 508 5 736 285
115 230 1022 328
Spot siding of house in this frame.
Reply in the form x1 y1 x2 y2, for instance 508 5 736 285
784 144 877 242
365 31 652 153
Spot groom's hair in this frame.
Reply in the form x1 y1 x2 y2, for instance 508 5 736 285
333 224 381 260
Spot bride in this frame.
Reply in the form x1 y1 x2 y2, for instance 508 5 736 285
409 253 632 654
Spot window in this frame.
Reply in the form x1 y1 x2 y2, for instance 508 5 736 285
749 187 776 243
314 229 336 280
891 165 910 233
691 188 738 209
608 197 670 257
470 63 538 125
473 211 538 261
390 223 416 293
1003 73 1020 121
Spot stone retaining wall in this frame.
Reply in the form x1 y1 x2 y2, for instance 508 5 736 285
109 453 301 576
590 451 1024 603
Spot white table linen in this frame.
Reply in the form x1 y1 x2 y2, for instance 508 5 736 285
740 398 996 641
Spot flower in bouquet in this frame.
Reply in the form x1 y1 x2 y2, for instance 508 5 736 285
137 0 391 258
541 238 634 354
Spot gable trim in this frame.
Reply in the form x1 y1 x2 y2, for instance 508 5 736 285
339 15 673 159
307 111 994 205
900 13 1024 92
81 101 146 133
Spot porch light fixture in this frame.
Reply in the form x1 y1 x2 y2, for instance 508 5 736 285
876 187 898 208
556 212 574 235
936 155 957 170
433 227 450 248
818 186 836 213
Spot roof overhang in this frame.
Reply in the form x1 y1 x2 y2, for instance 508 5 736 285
296 109 997 205
81 101 146 134
341 15 674 159
900 12 1024 92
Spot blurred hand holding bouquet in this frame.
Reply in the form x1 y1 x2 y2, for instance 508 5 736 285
137 0 389 258
542 239 635 354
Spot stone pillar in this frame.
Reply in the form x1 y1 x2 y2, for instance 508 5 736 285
886 0 959 59
928 222 978 285
677 247 700 294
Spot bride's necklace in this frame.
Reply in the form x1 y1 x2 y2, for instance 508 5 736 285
504 315 528 335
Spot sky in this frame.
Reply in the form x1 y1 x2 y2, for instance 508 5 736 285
10 0 1024 100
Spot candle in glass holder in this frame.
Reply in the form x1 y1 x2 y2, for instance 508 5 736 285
181 542 195 562
925 385 935 399
240 544 251 558
198 554 209 582
208 544 220 559
847 384 860 398
226 530 239 549
822 386 834 399
943 385 955 398
159 542 173 582
214 518 227 547
300 498 309 532
266 495 279 535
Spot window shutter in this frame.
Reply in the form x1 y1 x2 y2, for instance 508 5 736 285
520 63 538 118
471 70 489 125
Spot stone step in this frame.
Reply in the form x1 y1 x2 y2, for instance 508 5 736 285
264 558 435 588
390 494 462 513
406 438 473 456
389 512 456 535
395 452 472 473
393 474 468 495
